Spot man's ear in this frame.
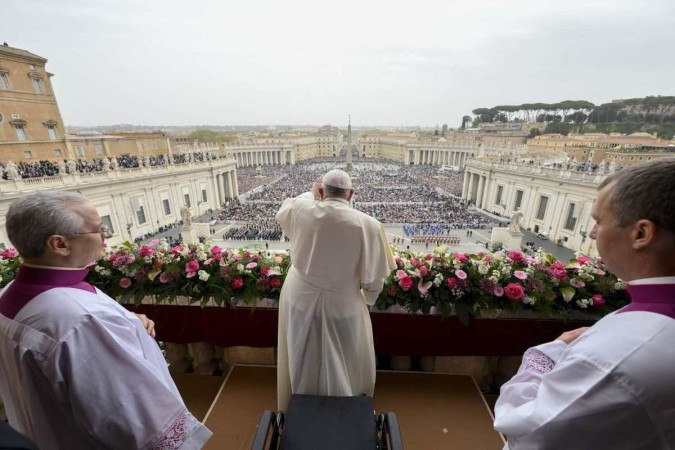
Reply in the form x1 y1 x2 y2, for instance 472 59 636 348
318 187 325 200
632 219 656 250
348 189 354 202
45 235 71 256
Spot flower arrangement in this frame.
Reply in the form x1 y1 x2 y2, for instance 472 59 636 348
0 241 629 322
376 248 628 324
86 240 289 306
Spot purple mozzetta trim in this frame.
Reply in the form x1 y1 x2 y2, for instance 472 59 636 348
618 284 675 320
0 265 95 319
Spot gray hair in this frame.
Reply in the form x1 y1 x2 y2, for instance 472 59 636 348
599 157 675 234
6 191 89 257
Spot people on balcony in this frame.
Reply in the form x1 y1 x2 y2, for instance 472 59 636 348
275 169 396 411
0 191 212 449
494 157 675 449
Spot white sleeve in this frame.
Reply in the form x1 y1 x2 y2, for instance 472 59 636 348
55 314 211 449
493 341 644 448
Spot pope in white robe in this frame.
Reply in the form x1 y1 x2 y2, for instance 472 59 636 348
275 169 396 411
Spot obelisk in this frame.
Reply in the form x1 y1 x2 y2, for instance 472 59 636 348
346 115 353 173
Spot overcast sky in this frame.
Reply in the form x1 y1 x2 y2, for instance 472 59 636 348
2 0 674 127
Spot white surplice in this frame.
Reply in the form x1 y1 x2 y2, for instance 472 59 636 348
0 286 212 450
275 193 395 411
494 309 675 449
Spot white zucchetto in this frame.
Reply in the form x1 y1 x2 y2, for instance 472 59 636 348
322 169 352 190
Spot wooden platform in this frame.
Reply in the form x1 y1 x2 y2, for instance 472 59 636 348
199 365 505 449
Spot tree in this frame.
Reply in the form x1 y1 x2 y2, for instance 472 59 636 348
187 130 237 144
544 121 573 135
528 128 542 138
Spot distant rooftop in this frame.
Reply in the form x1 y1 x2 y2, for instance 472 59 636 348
0 43 47 63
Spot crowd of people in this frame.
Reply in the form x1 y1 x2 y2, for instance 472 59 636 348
222 221 284 241
0 152 222 180
214 159 495 240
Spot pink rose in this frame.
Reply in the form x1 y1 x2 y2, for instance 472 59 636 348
452 253 468 263
419 266 428 277
251 254 261 261
592 294 605 306
171 245 184 254
270 278 282 289
396 270 407 280
493 285 504 297
138 245 154 257
246 262 257 269
0 248 18 260
576 255 592 265
455 269 467 280
395 257 403 267
447 277 457 289
507 250 525 263
570 278 585 288
159 273 170 284
204 258 214 266
232 276 244 289
261 267 271 277
210 245 223 256
410 258 419 266
186 271 196 278
504 283 525 301
185 260 199 273
119 278 132 288
513 270 527 280
398 276 413 291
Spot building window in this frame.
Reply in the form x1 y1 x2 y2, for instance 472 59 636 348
47 125 58 140
136 206 146 224
95 145 103 155
31 77 44 94
563 203 579 231
536 196 549 220
162 199 171 216
201 189 207 203
514 190 524 210
0 72 9 90
184 194 191 208
495 185 504 206
101 215 114 235
23 150 32 159
76 146 85 157
54 149 61 156
153 142 158 150
14 125 26 141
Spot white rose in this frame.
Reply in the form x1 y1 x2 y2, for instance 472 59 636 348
198 270 210 281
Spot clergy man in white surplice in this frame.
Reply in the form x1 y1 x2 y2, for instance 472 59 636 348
275 169 396 411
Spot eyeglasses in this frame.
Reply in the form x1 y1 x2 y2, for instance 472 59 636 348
75 225 112 237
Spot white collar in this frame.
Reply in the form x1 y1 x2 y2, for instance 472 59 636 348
629 276 675 285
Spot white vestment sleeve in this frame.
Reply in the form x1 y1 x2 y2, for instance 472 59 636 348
55 313 211 449
493 340 642 448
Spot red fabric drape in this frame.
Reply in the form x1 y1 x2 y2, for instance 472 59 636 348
127 305 594 356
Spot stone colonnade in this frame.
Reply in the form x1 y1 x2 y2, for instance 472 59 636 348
213 169 239 205
462 169 490 209
233 148 293 167
408 148 470 167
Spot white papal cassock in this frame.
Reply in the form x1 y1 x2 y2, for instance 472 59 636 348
275 193 395 411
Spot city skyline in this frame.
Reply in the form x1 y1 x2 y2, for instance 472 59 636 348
2 0 674 127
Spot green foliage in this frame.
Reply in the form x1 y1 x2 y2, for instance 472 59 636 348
187 130 237 144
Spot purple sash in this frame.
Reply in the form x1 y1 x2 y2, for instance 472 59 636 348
0 265 95 319
618 284 675 320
